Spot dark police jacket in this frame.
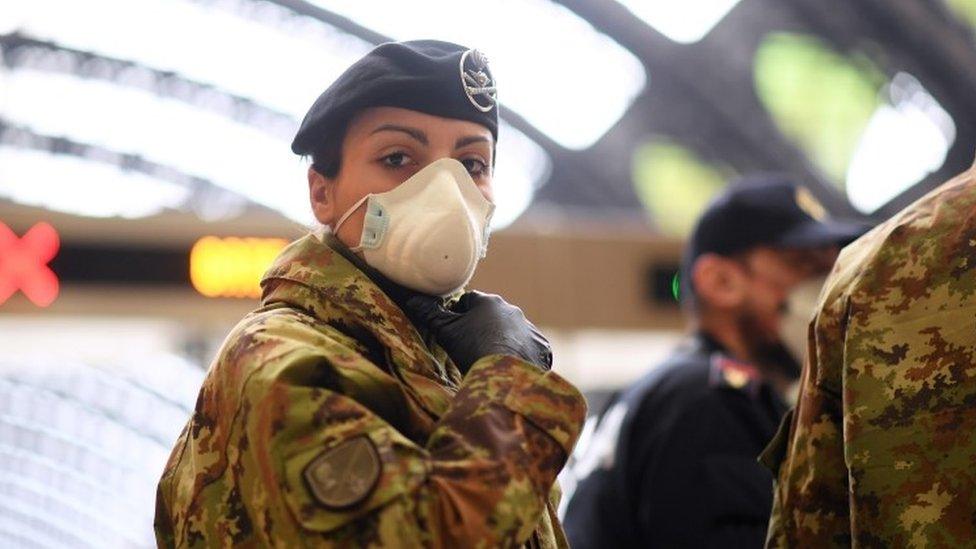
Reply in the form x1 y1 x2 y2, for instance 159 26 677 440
562 333 787 548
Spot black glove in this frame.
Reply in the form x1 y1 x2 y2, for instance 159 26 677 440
397 290 553 375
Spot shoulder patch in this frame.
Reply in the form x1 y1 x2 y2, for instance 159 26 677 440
303 435 381 510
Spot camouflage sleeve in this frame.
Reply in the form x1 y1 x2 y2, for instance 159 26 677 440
764 370 851 547
767 166 976 547
163 323 587 548
270 352 584 547
764 268 854 547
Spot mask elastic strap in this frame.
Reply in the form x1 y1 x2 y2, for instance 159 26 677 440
332 194 371 237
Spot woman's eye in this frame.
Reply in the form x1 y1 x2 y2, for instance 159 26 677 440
461 158 488 176
382 152 411 168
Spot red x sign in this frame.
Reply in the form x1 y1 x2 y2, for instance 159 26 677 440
0 222 60 307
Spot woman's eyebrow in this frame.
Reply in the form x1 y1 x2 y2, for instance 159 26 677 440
454 135 491 149
369 124 428 145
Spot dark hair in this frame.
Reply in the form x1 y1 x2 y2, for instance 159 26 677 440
310 139 342 178
309 122 347 179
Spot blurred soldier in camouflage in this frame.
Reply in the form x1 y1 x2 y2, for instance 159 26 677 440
763 160 976 546
154 40 587 548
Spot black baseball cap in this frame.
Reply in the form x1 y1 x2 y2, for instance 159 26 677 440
292 40 498 157
681 175 867 297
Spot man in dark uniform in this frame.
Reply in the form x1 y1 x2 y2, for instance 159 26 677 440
561 177 865 548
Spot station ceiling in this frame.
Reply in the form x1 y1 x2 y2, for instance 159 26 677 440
2 0 974 236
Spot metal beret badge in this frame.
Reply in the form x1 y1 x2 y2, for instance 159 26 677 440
459 49 497 113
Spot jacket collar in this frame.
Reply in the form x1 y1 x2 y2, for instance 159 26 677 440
259 232 462 419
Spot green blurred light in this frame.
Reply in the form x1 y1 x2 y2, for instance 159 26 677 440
671 272 681 302
754 33 885 187
947 0 976 28
632 139 728 237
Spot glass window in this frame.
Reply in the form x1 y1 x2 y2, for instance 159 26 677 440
754 33 884 187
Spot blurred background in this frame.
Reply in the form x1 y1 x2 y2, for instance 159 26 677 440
1 0 975 546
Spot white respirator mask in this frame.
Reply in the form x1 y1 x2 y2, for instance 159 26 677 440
332 157 495 297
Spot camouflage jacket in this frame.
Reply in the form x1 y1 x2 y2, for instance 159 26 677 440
763 162 976 547
155 233 587 548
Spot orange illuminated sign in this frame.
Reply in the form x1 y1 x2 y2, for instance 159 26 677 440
0 222 60 307
189 236 288 298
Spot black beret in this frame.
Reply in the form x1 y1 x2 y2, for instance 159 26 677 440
291 39 498 156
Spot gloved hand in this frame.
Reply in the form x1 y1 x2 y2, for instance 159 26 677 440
395 289 553 375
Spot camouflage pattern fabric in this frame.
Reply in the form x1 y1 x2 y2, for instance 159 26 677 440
155 233 587 548
763 161 976 547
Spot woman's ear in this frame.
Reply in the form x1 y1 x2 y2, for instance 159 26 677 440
692 253 747 310
308 166 337 226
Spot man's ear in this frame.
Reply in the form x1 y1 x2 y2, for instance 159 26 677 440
691 253 747 310
308 166 337 226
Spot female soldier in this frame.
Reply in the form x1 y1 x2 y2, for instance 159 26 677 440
154 40 586 548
